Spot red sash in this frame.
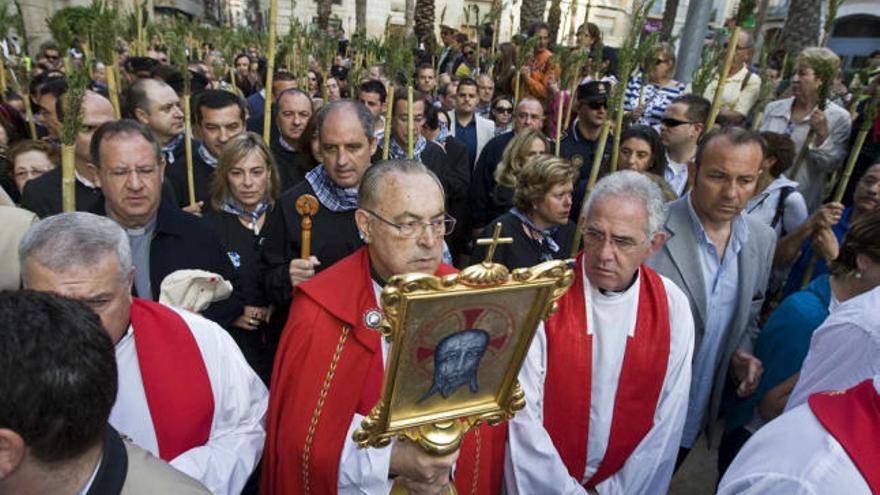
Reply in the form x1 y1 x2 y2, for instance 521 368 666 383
543 254 670 487
809 379 880 493
130 298 215 461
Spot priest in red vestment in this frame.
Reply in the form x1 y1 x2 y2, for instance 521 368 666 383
719 375 880 494
262 160 506 495
505 171 694 494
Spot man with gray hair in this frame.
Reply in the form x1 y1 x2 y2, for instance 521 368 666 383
260 99 376 320
507 170 695 494
19 212 268 495
262 159 506 493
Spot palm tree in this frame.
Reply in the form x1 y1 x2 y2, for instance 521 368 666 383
317 0 332 30
547 0 562 43
356 0 367 36
520 0 545 32
414 0 435 49
780 0 821 60
660 0 679 41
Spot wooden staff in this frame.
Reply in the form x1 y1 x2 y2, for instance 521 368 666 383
570 120 611 257
705 26 741 131
183 93 196 206
788 105 819 181
296 194 320 258
555 91 565 156
0 56 7 101
382 85 395 160
106 54 122 119
407 84 414 158
799 99 877 288
61 144 76 212
263 0 278 144
23 90 37 139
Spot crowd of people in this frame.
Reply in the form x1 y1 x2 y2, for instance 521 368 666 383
1 17 880 495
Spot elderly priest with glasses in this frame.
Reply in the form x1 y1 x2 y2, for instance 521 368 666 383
262 160 507 494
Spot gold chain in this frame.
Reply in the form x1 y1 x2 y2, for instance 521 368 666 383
470 426 481 495
302 324 351 495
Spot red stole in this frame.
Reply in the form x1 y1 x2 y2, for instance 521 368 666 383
809 379 880 493
262 247 506 494
543 254 670 487
130 298 214 461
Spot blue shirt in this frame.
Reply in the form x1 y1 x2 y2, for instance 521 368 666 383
455 116 478 167
782 207 852 297
681 194 749 447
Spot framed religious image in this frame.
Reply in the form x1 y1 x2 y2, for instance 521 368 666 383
353 241 573 453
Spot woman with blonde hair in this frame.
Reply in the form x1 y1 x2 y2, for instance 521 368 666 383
471 127 549 232
473 155 579 268
204 132 281 383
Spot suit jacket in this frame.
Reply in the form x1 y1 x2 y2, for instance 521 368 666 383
449 111 495 168
21 166 103 218
0 205 37 290
647 197 776 440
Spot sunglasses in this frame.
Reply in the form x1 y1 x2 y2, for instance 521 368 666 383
655 58 670 65
463 51 475 56
494 106 513 114
661 117 693 127
586 100 607 110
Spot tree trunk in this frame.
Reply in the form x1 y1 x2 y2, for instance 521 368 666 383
404 0 415 36
520 0 546 32
660 0 680 41
547 0 562 43
414 0 435 48
356 0 367 36
317 0 332 30
780 0 821 59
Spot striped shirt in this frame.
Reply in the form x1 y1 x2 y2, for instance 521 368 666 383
624 73 686 128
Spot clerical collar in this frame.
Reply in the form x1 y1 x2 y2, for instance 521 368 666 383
598 270 639 296
369 263 387 287
123 215 157 237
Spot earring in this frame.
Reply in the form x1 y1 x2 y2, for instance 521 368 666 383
854 271 862 279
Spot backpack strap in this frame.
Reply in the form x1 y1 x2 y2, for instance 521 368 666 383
771 186 795 235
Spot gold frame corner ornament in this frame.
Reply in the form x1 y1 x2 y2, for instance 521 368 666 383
353 223 574 458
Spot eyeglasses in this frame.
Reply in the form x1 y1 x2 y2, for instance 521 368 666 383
363 208 457 238
660 117 694 128
655 58 670 65
494 106 513 114
583 227 643 252
586 100 607 110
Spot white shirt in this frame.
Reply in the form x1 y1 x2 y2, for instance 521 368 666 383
663 153 689 197
505 268 694 494
110 306 269 495
337 281 395 494
702 65 761 117
718 376 880 495
786 286 880 411
745 175 809 238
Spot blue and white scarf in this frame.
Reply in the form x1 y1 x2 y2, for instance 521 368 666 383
434 121 450 146
162 133 185 164
222 198 270 233
197 143 219 168
510 207 561 258
305 165 360 212
388 134 428 161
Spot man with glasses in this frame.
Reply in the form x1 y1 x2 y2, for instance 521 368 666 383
262 160 506 494
648 126 776 469
659 94 710 197
38 40 63 71
561 81 612 219
507 171 694 494
88 119 244 330
701 30 760 126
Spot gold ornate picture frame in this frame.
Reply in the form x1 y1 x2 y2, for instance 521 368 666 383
353 253 573 455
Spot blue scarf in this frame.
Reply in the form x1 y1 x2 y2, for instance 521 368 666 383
305 165 360 212
222 198 270 233
510 207 561 257
163 133 185 164
197 143 218 168
434 121 450 146
388 134 428 161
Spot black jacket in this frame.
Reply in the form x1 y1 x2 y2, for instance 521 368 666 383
21 166 103 218
469 131 516 229
95 200 243 328
165 144 215 208
270 138 316 192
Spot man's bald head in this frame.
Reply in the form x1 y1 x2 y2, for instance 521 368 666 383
514 97 545 132
75 92 116 165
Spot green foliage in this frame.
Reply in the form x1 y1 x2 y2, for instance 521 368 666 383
383 32 417 85
89 0 120 64
734 0 757 27
609 0 656 112
46 5 92 52
690 29 727 96
0 0 20 42
60 63 89 145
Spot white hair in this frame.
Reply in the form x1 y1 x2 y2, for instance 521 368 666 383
19 212 133 283
581 170 667 237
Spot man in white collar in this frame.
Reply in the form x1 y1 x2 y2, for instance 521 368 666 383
658 94 709 197
19 212 268 495
21 90 115 217
506 171 695 494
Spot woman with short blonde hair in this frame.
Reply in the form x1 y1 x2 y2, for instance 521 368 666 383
474 155 579 268
210 132 281 213
495 127 549 188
